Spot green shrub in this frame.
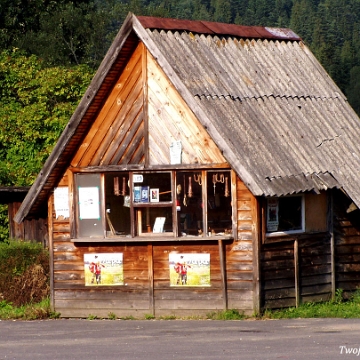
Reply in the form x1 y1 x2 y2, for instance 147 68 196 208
0 240 49 306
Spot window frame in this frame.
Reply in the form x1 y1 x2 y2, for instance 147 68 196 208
265 194 305 237
72 169 234 241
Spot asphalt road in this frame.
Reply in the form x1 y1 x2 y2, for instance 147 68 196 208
1 318 360 360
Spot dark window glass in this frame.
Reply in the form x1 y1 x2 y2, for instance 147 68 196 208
267 196 303 233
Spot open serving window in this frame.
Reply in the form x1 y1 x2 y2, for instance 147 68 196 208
73 169 233 240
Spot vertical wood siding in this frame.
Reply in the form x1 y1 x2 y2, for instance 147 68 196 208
8 202 47 245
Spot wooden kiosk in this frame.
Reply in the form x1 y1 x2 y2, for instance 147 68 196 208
15 14 360 317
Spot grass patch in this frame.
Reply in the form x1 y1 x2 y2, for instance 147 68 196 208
262 290 360 319
0 297 58 320
108 312 117 320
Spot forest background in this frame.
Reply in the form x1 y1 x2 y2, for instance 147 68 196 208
0 0 359 240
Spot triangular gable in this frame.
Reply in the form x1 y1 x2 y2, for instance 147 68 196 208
69 41 225 169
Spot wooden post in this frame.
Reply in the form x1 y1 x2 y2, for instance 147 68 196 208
218 239 228 310
294 239 300 308
48 195 55 311
148 243 154 316
252 196 261 315
328 191 335 300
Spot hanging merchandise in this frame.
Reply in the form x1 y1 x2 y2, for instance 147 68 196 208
121 177 127 196
114 177 120 196
194 173 202 185
188 176 193 198
183 176 188 206
212 173 224 195
224 176 229 197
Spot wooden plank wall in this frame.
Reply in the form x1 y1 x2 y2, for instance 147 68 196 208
48 43 260 317
224 178 256 314
153 242 225 317
261 233 332 309
50 177 258 318
333 189 360 298
299 235 332 303
8 202 48 245
70 43 146 168
261 241 296 308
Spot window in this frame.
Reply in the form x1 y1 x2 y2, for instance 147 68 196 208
176 171 232 237
74 170 233 239
266 195 304 235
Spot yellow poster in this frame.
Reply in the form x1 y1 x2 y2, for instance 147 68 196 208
169 253 210 287
84 253 123 286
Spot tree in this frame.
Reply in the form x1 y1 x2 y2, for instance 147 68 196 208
0 49 94 186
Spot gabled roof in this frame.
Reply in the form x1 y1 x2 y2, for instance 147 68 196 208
15 13 360 222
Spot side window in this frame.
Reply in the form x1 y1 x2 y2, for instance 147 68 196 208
266 195 304 234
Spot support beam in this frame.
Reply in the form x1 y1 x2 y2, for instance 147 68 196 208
294 239 300 308
219 239 228 310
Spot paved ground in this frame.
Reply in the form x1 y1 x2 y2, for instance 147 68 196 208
1 318 360 359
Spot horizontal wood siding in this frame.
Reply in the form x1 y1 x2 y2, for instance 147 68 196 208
261 233 332 309
333 189 360 297
224 177 256 314
299 236 331 303
49 175 257 317
261 241 296 309
153 242 222 316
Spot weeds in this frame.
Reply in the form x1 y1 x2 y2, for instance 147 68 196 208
206 309 246 320
87 314 98 320
144 313 155 320
0 240 49 307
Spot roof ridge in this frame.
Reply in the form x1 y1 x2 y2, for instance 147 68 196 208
137 15 301 41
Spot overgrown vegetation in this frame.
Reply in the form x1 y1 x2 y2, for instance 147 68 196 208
0 240 50 309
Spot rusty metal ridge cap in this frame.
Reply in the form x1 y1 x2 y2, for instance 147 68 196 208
136 15 301 41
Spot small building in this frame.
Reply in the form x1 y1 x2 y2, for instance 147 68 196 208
0 186 47 244
15 14 360 317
